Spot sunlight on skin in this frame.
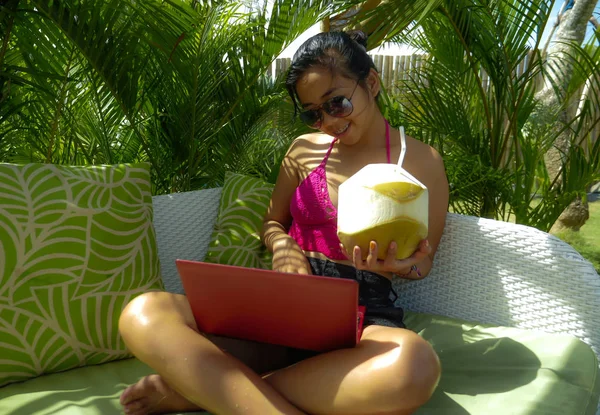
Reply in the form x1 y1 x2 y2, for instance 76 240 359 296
341 344 403 382
370 345 402 371
129 296 149 326
333 345 405 407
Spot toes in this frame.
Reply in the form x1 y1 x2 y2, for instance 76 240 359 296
125 399 146 412
119 374 197 415
120 375 157 406
120 385 136 405
123 399 147 415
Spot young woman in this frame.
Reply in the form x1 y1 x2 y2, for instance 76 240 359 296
119 30 448 415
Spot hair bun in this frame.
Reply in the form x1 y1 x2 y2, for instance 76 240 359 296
346 30 368 49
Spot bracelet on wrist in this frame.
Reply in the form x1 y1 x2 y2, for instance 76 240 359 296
394 264 421 278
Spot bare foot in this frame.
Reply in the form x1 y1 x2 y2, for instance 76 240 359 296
120 374 203 415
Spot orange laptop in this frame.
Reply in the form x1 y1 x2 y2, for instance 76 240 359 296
176 259 364 352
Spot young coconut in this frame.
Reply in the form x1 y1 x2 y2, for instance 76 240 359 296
337 127 428 260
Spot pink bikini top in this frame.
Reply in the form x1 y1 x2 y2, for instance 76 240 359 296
288 120 394 260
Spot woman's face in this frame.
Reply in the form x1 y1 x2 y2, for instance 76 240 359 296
295 67 380 146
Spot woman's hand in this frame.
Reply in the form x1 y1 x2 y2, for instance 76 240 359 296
341 239 431 276
272 237 313 275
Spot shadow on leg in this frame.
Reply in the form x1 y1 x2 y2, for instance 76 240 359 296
265 325 441 415
118 291 306 415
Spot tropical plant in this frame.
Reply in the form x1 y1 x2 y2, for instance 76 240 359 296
1 0 334 194
537 0 598 231
342 0 600 232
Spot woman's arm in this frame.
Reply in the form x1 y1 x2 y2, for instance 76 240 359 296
262 141 300 252
393 144 449 280
262 138 313 275
415 145 449 278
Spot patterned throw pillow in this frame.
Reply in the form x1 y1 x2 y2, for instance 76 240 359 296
205 172 274 269
0 163 163 387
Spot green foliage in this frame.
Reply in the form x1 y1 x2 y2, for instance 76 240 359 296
378 0 600 232
4 0 596 235
0 0 328 194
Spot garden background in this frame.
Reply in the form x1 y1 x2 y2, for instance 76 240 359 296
1 0 599 270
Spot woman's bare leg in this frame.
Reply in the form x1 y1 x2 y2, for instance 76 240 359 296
264 325 440 415
119 291 440 415
118 291 305 415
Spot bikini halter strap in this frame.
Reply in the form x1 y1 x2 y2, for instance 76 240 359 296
325 120 405 167
320 137 338 166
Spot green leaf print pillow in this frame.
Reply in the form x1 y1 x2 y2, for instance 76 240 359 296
205 172 274 269
0 163 163 387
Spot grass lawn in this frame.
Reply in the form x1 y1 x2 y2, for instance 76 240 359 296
552 199 600 273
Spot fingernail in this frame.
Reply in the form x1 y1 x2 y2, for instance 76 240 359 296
425 240 430 247
370 241 376 251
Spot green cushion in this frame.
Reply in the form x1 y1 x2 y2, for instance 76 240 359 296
204 172 274 269
0 358 204 415
1 312 597 415
406 312 600 415
0 163 164 387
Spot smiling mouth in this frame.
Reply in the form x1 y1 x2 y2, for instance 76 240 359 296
335 124 349 136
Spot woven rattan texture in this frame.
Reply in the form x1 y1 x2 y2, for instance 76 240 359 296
152 188 222 294
393 213 600 358
152 190 600 353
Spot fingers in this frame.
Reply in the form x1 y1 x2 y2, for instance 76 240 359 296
353 246 364 269
273 265 311 275
387 239 431 271
271 243 315 275
366 241 378 269
422 239 432 255
275 264 312 275
353 245 374 270
386 240 418 270
272 255 313 275
342 240 431 273
383 241 397 269
411 239 431 261
350 242 379 271
340 243 350 259
340 243 368 270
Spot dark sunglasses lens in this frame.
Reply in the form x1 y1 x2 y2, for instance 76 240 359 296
324 96 353 117
299 110 321 127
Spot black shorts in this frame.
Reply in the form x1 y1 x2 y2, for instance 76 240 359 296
284 257 406 362
307 257 405 329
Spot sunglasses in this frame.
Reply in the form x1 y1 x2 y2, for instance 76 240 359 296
299 81 360 129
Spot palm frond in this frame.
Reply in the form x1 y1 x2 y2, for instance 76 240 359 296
1 0 332 195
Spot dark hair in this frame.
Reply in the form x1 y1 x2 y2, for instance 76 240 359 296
285 30 378 111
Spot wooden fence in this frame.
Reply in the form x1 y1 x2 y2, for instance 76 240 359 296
272 53 536 93
271 53 599 145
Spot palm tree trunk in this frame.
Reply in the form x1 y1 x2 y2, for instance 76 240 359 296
537 0 598 232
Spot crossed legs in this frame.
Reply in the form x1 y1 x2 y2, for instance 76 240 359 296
119 291 440 415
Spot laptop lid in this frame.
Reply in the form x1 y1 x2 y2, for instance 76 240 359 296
176 260 359 352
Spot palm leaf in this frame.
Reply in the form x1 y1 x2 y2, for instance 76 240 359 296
2 0 333 195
